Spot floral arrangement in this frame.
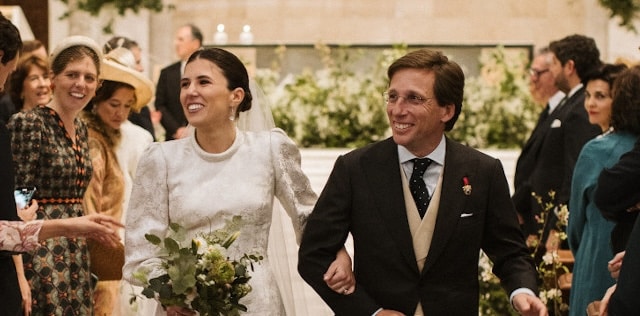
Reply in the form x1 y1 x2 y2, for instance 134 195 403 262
256 44 404 148
478 251 519 315
256 44 537 149
477 190 572 315
530 191 571 315
132 216 263 315
448 46 539 149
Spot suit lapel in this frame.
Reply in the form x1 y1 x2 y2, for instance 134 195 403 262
361 139 418 270
421 139 475 274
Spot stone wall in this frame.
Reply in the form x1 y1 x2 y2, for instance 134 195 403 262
149 0 617 67
49 0 640 88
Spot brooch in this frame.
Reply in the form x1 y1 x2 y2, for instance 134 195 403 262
462 176 472 196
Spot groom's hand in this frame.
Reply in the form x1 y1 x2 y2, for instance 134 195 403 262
512 293 548 316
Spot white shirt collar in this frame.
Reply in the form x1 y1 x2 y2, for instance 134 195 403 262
548 90 566 113
398 135 446 166
567 83 584 99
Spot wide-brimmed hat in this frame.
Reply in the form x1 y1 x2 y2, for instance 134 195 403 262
100 48 154 112
50 35 103 67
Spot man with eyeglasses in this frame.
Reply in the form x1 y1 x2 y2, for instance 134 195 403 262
514 35 601 256
513 47 565 248
299 49 546 316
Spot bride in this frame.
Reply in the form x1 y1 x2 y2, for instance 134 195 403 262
123 48 353 315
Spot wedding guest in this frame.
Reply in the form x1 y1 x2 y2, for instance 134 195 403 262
81 51 154 316
514 34 601 252
594 65 640 253
8 54 52 113
528 47 565 106
0 39 48 122
155 24 202 140
6 52 53 314
99 46 156 316
599 215 640 315
0 214 123 252
513 47 565 247
593 66 640 316
567 63 630 316
298 49 546 316
123 47 352 316
8 35 102 315
104 36 159 139
0 13 28 316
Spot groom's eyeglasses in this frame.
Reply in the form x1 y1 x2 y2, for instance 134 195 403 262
383 91 433 106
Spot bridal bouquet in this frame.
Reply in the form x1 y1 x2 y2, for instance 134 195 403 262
132 216 263 315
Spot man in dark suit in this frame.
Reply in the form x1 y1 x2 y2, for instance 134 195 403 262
298 49 546 316
513 35 601 249
595 139 640 315
513 48 565 242
155 24 202 140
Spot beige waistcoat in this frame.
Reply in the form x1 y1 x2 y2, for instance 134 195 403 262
400 163 444 316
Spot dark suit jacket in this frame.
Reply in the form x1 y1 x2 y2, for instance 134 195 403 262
299 137 537 316
155 61 185 140
0 118 22 316
513 87 600 236
608 214 640 315
595 138 640 252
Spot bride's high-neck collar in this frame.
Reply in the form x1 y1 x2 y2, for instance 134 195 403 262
193 125 237 154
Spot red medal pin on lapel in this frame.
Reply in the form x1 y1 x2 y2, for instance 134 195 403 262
462 176 472 196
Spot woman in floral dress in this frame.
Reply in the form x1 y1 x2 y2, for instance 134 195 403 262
7 36 102 316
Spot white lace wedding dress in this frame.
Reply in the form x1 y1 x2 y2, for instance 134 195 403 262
123 128 317 315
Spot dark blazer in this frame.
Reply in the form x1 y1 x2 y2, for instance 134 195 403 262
0 118 22 316
595 138 640 252
155 61 185 140
608 214 640 315
299 137 537 316
513 87 600 236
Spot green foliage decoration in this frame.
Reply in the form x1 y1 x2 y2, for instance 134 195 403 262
598 0 640 32
60 0 165 16
256 44 405 148
257 44 537 149
448 46 539 149
58 0 171 34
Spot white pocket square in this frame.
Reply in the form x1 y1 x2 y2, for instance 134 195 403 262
460 213 474 218
550 119 562 128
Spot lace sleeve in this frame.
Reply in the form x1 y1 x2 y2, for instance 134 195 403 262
0 220 43 252
270 129 317 244
122 143 170 285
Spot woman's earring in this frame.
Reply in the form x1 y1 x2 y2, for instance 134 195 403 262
229 106 236 121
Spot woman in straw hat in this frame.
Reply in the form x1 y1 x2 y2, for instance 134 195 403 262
81 47 153 316
8 35 103 315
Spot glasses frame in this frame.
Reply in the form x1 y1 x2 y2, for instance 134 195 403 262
528 68 550 77
383 91 434 106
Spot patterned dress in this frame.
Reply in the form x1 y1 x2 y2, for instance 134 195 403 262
8 106 93 316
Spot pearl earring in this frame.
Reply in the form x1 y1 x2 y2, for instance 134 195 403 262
229 106 236 121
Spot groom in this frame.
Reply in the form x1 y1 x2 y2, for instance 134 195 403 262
298 49 547 315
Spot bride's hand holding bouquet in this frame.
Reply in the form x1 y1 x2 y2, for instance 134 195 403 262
132 217 262 316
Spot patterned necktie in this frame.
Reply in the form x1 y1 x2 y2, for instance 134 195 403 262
410 158 432 218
